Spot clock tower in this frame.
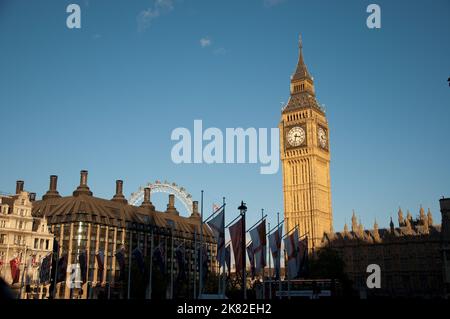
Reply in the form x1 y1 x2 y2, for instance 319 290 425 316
279 36 333 252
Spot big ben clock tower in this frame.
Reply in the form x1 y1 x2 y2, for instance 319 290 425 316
280 36 333 252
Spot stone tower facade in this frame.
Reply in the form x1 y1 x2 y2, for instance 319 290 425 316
279 36 333 252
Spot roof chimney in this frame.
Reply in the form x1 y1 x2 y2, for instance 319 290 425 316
190 200 200 219
43 175 61 200
80 170 88 186
16 180 24 194
165 194 179 215
111 180 128 204
140 187 155 210
73 170 93 197
29 193 36 202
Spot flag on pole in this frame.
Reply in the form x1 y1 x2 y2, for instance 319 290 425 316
229 217 244 273
78 251 87 283
9 257 20 284
246 243 256 280
133 247 145 274
39 253 52 284
298 237 308 277
207 208 225 268
225 245 231 276
115 246 126 281
56 254 68 283
269 225 283 279
95 250 105 282
283 229 299 280
249 219 267 273
153 242 166 274
25 254 34 285
212 203 220 212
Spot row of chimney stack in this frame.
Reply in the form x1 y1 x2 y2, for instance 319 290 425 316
12 170 200 217
14 180 36 201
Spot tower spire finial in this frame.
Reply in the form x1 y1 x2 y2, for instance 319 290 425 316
291 33 312 83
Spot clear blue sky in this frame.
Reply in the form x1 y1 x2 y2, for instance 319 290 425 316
0 0 449 233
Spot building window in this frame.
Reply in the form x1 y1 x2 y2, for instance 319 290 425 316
34 238 39 249
0 234 7 244
14 235 23 245
46 239 49 250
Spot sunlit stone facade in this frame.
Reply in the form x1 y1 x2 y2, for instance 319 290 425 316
0 182 54 299
323 205 450 298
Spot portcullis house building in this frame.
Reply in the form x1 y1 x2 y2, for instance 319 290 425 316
32 170 215 299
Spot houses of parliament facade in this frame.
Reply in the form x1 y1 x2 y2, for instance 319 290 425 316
280 37 450 298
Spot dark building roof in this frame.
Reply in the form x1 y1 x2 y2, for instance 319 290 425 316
283 92 324 114
32 171 213 238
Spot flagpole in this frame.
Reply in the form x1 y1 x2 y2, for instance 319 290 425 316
277 212 282 300
282 225 301 300
268 221 272 300
199 190 204 298
127 232 133 299
285 246 290 300
261 209 265 300
108 271 111 299
170 227 174 299
52 242 59 299
3 243 9 283
183 238 188 297
217 258 220 295
148 228 154 299
193 228 197 299
18 245 28 299
221 197 226 297
2 243 9 279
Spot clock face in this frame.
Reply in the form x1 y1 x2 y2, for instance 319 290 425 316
318 127 327 148
287 126 305 147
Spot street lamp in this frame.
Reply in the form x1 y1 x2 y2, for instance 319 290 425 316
237 201 247 300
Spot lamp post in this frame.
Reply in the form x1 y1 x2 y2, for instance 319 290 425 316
238 201 247 300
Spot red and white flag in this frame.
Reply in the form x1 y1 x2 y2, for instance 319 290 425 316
269 225 283 279
207 208 225 267
283 229 299 279
249 219 267 273
10 257 20 284
212 203 221 213
229 217 244 273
